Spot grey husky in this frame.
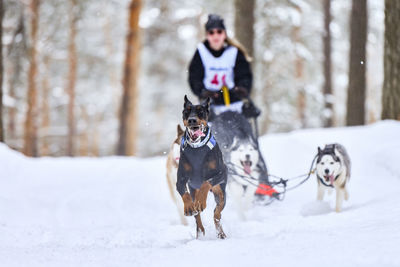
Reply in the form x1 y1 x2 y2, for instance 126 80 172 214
211 111 274 208
315 143 351 212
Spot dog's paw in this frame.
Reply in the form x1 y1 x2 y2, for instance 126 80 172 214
196 225 205 238
184 202 197 216
182 193 196 216
217 231 226 239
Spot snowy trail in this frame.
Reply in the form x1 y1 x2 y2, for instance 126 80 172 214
0 121 399 267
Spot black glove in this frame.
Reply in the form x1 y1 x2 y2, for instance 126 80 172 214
233 86 249 98
242 99 261 118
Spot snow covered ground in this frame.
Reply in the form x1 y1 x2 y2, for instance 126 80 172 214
1 121 399 267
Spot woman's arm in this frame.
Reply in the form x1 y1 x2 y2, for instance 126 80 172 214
188 50 205 98
233 50 252 97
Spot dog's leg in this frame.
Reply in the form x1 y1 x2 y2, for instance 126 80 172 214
195 214 205 238
317 183 325 201
194 181 212 212
166 166 188 225
342 173 349 201
344 187 349 201
212 184 226 239
191 189 205 238
228 182 246 220
336 188 344 212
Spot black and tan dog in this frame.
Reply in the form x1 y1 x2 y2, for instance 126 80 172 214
176 95 227 239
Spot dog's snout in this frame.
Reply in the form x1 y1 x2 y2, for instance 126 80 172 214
188 118 197 125
324 169 330 174
245 154 250 160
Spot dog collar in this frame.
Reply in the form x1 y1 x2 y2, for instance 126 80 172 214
181 127 216 150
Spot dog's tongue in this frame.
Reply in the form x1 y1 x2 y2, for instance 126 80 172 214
329 175 334 185
192 129 205 139
243 162 251 175
243 164 251 175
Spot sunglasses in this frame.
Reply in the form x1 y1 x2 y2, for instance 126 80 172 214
207 29 224 35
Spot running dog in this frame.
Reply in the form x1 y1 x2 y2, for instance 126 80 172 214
176 95 227 239
212 111 277 206
166 124 187 225
316 143 351 212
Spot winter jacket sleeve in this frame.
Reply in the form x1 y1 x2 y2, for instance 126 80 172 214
188 49 205 98
232 50 252 96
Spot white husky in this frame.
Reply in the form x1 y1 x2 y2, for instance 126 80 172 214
166 125 187 225
315 143 351 212
227 137 261 218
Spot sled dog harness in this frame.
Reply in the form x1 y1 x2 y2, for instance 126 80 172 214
179 127 224 191
197 43 238 91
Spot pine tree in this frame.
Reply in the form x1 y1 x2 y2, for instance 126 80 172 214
234 0 255 58
117 0 142 156
381 0 400 120
323 0 333 127
24 0 40 156
0 0 4 142
66 0 78 156
346 0 367 126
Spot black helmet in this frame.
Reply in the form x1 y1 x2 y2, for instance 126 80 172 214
205 14 226 31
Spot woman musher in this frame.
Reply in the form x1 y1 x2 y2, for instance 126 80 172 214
187 14 279 203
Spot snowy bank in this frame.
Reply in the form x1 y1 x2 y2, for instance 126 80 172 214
0 120 399 267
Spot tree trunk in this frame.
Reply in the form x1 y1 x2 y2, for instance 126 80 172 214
323 0 334 127
382 0 400 120
7 15 25 141
117 0 142 156
66 0 78 156
40 56 50 156
0 0 4 142
292 5 306 128
79 106 89 156
346 0 367 126
234 0 255 58
24 0 40 157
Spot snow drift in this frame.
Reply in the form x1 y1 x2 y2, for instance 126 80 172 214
0 121 399 267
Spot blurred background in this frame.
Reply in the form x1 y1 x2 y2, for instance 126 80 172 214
0 0 394 157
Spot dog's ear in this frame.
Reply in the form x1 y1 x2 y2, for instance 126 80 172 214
184 95 192 108
177 124 184 136
332 144 341 162
318 146 322 155
249 136 258 148
201 97 211 112
230 136 239 150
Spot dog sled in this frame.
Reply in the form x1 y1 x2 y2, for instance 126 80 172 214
210 97 316 205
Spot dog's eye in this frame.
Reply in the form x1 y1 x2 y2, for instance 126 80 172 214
321 162 325 165
330 162 334 165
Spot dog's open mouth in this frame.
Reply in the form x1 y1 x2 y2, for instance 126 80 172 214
188 125 205 141
241 160 252 175
324 174 334 184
